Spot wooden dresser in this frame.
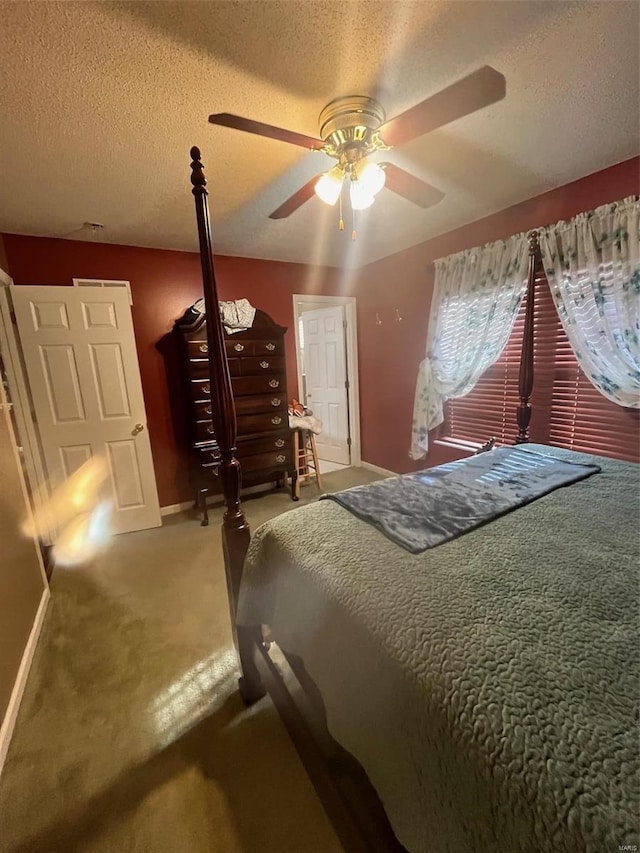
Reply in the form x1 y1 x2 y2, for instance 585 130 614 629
174 305 296 523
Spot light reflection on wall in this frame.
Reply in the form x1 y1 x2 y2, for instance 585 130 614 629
22 456 113 567
150 648 238 751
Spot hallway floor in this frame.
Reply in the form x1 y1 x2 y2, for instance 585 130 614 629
0 467 379 853
317 459 349 475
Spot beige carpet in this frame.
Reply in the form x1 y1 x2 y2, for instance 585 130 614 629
0 467 380 853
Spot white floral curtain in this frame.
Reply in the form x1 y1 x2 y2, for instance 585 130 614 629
410 234 529 459
539 197 640 408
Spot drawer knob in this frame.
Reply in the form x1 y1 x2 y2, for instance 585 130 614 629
234 343 244 352
276 454 286 463
207 425 214 434
271 397 281 407
275 438 285 448
203 384 210 394
271 415 282 425
205 406 212 415
260 360 269 369
265 343 275 351
269 379 279 388
199 344 208 353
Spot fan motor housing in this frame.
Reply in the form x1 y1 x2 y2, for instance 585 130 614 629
319 95 386 156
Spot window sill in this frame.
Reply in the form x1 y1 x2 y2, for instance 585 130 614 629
434 438 481 454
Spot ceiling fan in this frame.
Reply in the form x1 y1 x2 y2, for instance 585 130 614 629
209 66 505 229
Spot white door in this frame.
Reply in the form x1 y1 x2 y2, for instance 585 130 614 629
11 286 161 534
301 305 350 465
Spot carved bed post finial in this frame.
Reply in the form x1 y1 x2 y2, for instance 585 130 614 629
515 230 539 444
190 146 206 189
188 147 264 703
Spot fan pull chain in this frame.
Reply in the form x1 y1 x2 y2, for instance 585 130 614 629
351 206 357 241
338 192 344 231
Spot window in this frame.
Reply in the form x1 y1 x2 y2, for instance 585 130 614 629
446 260 639 463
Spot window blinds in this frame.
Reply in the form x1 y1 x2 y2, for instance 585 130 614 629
446 260 639 462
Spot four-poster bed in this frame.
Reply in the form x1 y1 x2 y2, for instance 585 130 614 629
188 148 638 852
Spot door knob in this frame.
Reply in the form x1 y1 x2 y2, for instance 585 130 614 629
132 423 144 435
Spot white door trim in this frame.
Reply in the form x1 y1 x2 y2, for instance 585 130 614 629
0 268 54 542
292 294 361 467
0 373 50 777
0 587 49 778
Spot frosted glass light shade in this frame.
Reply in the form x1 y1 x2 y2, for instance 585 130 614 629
349 179 374 210
358 162 386 196
314 166 344 206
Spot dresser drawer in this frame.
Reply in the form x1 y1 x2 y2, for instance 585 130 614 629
194 399 214 420
232 374 286 396
195 393 286 420
187 339 262 359
240 449 292 472
188 357 240 380
235 394 286 415
190 379 211 401
222 339 284 357
240 356 285 376
237 431 291 457
194 444 221 469
194 418 217 441
225 339 252 357
187 340 211 359
188 358 209 379
237 411 286 435
253 339 283 356
194 435 290 466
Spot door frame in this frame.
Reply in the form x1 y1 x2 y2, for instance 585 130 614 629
0 268 54 542
292 294 361 467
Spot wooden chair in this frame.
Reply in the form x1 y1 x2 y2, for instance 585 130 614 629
292 428 323 500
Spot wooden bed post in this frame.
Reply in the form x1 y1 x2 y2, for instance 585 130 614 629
189 147 265 703
515 230 538 444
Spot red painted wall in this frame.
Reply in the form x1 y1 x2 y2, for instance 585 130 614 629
2 236 348 506
3 155 638 503
354 156 640 474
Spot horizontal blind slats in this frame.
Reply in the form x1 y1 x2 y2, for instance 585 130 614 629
445 260 639 463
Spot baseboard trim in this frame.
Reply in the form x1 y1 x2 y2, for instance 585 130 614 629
0 586 50 777
160 483 287 517
160 501 192 516
360 461 399 478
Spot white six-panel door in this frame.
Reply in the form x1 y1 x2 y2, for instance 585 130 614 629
11 286 161 534
301 305 350 465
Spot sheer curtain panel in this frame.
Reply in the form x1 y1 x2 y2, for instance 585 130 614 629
411 234 528 459
539 197 640 409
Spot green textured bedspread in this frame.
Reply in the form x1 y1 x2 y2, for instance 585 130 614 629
237 445 640 852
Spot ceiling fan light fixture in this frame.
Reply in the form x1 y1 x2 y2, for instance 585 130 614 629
357 161 386 196
349 179 374 211
314 165 344 206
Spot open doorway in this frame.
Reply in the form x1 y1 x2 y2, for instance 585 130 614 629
292 295 360 474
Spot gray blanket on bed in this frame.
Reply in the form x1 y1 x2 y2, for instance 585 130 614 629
238 445 639 853
320 447 600 552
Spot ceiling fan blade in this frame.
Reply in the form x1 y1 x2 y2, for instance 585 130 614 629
209 113 324 150
381 163 444 208
379 66 506 148
269 176 321 219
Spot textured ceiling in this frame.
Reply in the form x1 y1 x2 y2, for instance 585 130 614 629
0 1 638 268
